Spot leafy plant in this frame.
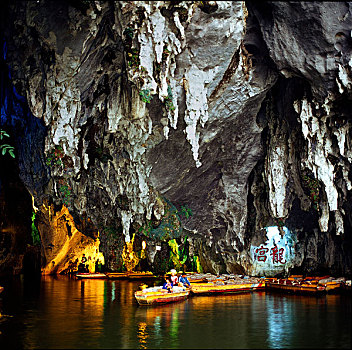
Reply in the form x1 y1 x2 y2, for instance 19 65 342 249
139 89 152 103
302 172 320 210
31 211 41 246
138 219 153 236
46 145 64 167
123 27 134 39
168 236 188 271
164 85 175 111
192 255 203 273
0 129 15 158
127 48 140 69
178 205 192 219
58 179 72 206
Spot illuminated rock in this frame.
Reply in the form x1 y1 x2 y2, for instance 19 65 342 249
38 203 104 275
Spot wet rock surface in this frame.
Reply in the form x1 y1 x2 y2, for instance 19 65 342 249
0 1 351 277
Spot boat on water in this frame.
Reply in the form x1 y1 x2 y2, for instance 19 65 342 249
266 278 326 294
190 278 265 295
106 271 157 280
317 277 345 293
134 286 190 306
75 272 107 279
105 272 130 279
127 272 157 280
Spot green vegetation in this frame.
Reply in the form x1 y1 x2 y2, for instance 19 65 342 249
178 205 192 219
137 199 193 241
31 211 41 246
46 145 64 167
302 172 320 210
58 179 72 206
164 85 175 111
0 129 15 158
123 27 134 39
192 255 203 273
139 89 152 103
127 48 140 69
168 236 188 271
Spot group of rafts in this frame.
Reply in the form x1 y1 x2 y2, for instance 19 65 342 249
134 273 351 306
1 273 351 306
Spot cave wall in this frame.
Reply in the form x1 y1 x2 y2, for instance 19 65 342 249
0 0 351 276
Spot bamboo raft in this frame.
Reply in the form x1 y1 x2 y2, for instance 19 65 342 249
135 286 190 306
190 277 265 295
266 275 348 295
106 271 157 280
266 278 326 294
105 272 129 279
75 272 107 279
317 277 346 293
128 272 157 280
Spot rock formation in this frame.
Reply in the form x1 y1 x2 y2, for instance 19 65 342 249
0 1 351 277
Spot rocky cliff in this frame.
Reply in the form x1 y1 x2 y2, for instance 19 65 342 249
0 0 351 277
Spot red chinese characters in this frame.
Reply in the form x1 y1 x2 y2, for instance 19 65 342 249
255 245 269 262
255 244 286 264
270 245 286 264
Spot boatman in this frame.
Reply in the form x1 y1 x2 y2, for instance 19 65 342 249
179 272 191 288
170 269 179 285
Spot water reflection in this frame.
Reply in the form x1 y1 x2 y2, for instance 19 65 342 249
24 275 106 348
137 322 148 349
0 276 350 349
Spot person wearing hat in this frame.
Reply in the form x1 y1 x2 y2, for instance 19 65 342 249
162 277 173 293
179 272 191 288
170 269 178 285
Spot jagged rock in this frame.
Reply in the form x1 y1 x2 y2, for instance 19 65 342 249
0 1 351 277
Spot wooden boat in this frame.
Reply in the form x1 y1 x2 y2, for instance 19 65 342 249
187 277 208 283
127 271 157 280
190 279 265 295
266 278 326 294
287 275 303 280
105 272 130 279
317 278 344 293
134 286 190 306
106 271 157 280
185 273 210 283
75 272 107 279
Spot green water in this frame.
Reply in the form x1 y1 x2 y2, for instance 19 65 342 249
0 275 350 349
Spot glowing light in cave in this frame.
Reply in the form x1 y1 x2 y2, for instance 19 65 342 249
32 195 39 212
40 204 105 274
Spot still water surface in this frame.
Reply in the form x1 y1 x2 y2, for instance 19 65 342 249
0 275 350 349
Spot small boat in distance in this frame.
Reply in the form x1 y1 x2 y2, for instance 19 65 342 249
318 277 345 293
106 271 157 280
106 272 129 279
135 286 190 306
266 278 326 294
127 271 157 280
75 272 107 279
190 278 265 295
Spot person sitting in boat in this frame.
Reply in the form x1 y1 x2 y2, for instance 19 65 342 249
170 269 178 285
162 278 173 293
179 272 191 288
78 254 88 272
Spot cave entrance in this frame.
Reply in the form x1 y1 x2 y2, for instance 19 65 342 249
0 151 40 276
